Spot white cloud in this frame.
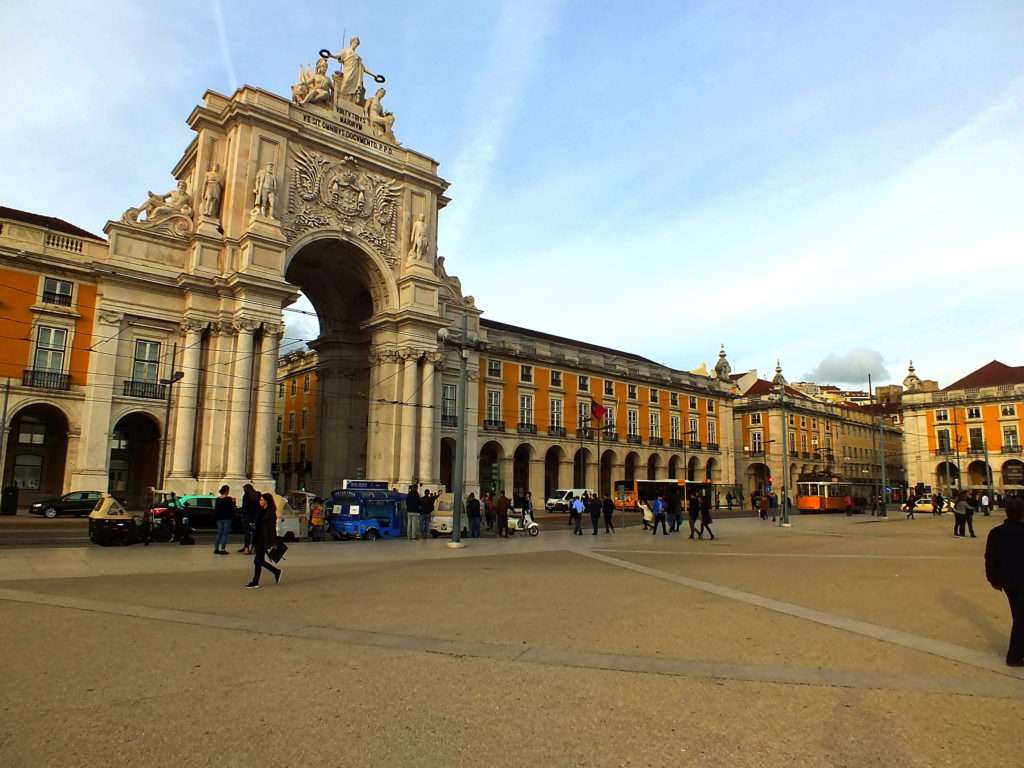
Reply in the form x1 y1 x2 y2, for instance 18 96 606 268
804 349 889 385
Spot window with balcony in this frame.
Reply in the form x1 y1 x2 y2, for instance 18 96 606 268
689 416 699 444
25 326 69 390
1004 425 1019 450
935 408 949 422
303 374 310 393
750 412 762 425
577 401 589 434
520 365 533 383
707 419 717 447
969 426 984 452
550 370 562 388
519 394 534 432
966 406 982 420
670 392 679 407
486 390 502 423
549 398 563 431
604 380 614 397
133 340 161 383
937 428 951 452
627 383 638 400
288 412 296 432
707 399 715 414
42 277 73 306
670 414 680 442
487 359 501 378
649 411 660 439
578 375 589 392
603 406 615 431
627 408 639 437
650 388 659 404
801 434 808 453
290 378 297 396
442 384 457 425
789 431 796 454
750 431 763 453
1001 404 1016 418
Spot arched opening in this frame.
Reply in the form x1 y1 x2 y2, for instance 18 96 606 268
544 445 563 500
513 444 532 505
646 453 660 480
478 441 503 497
1002 459 1024 489
705 457 718 482
967 460 990 488
687 456 700 482
573 447 591 488
667 455 681 480
109 412 161 507
599 449 617 496
935 462 960 491
746 462 770 496
285 237 387 493
790 463 799 486
439 437 456 492
624 452 639 483
2 403 69 507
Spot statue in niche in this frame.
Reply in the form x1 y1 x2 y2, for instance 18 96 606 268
292 56 333 106
364 87 398 143
408 213 428 263
252 162 278 218
122 180 194 235
200 163 223 217
327 37 384 107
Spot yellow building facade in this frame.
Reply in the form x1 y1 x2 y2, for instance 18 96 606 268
274 349 319 492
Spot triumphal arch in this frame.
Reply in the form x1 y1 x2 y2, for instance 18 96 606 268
93 40 480 495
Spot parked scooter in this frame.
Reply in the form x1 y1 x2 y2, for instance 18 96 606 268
507 508 540 536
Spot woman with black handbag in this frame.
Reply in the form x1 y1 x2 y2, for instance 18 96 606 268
246 493 282 589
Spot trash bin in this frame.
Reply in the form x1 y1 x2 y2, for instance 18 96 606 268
1 485 18 516
407 512 420 540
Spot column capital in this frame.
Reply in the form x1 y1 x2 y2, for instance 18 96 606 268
261 321 285 339
180 318 209 334
235 318 261 333
398 347 422 362
97 309 124 325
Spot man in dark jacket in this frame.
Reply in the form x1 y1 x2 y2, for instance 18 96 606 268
668 492 682 532
602 494 615 533
985 496 1024 666
466 492 482 538
495 490 511 537
588 494 602 535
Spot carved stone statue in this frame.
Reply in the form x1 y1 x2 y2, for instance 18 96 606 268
200 163 223 218
364 87 398 143
329 37 383 107
292 57 333 106
408 213 428 263
714 344 732 382
121 179 194 237
252 163 278 218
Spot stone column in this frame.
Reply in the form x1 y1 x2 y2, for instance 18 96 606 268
250 324 282 486
463 369 481 499
498 456 514 495
225 321 257 479
168 321 206 483
398 350 420 485
527 458 545 501
417 354 440 485
70 310 121 490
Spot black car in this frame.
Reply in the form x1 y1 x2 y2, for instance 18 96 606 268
29 491 104 518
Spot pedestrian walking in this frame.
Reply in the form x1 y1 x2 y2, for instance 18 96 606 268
964 492 977 538
688 492 700 538
309 497 325 541
588 494 602 535
602 493 615 533
985 496 1024 667
237 483 260 554
466 492 482 538
759 494 769 521
420 489 435 538
953 492 969 537
769 492 778 522
726 492 734 510
213 484 235 555
668 491 682 532
496 489 511 537
904 495 917 519
699 493 715 540
571 495 585 535
651 495 669 535
246 492 281 589
484 492 495 531
981 492 992 517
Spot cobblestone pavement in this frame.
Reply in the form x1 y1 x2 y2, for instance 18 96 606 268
1 513 1022 767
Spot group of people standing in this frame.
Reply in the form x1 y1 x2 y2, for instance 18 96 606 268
405 485 439 538
212 483 284 589
567 492 616 535
903 490 995 538
644 492 715 539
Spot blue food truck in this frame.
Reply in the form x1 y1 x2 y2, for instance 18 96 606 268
329 481 406 540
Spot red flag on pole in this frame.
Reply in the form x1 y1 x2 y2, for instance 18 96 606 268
590 400 608 423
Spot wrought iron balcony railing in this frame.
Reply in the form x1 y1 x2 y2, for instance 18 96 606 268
42 291 72 307
548 425 566 437
122 380 167 400
670 439 683 449
627 434 642 445
707 442 720 451
689 440 702 450
649 437 663 447
441 414 458 427
483 419 506 432
22 369 70 391
517 422 536 434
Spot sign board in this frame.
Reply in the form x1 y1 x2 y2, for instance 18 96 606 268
1003 463 1024 486
343 480 389 491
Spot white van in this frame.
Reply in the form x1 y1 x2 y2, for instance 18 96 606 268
544 488 598 511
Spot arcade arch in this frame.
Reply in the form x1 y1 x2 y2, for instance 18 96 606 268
687 456 700 482
624 451 639 484
2 403 70 507
478 441 504 497
667 455 681 480
439 437 456 492
647 453 661 481
599 449 617 496
936 462 960 491
746 462 770 495
544 445 564 500
109 412 161 507
513 444 533 503
573 447 592 488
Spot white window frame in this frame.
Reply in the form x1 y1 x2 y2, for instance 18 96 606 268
578 375 589 393
1003 424 1019 449
707 398 715 413
650 388 659 404
41 277 74 305
604 379 614 397
486 390 502 422
750 412 762 425
689 416 699 443
520 364 533 383
550 370 562 388
627 384 638 400
627 408 639 437
649 411 660 439
670 392 679 407
670 414 680 441
750 431 763 452
519 393 534 425
935 408 949 422
487 359 502 378
442 383 457 419
33 325 68 373
966 406 982 420
707 419 717 445
132 339 161 384
549 398 563 428
1001 404 1016 418
577 400 589 429
603 405 615 430
688 395 698 410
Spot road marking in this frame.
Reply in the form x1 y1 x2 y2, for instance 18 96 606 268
592 548 970 560
0 586 1021 700
575 550 1024 681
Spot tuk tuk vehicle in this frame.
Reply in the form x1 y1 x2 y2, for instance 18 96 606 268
273 493 308 542
428 492 469 538
329 488 405 540
146 489 181 542
286 491 322 540
88 495 151 546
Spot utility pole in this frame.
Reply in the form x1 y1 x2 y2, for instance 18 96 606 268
952 408 963 492
0 377 10 488
982 434 994 507
157 344 184 490
777 382 791 527
448 310 469 549
869 373 888 517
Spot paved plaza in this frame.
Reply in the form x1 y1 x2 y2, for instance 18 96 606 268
1 512 1022 767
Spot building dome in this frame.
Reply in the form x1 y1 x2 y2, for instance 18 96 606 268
771 360 787 386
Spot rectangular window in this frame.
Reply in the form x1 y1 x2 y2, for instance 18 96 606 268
937 428 951 452
649 411 660 438
935 408 949 422
689 395 697 410
487 359 501 378
42 277 73 306
825 421 831 432
442 384 457 418
288 412 295 432
301 408 308 430
286 444 293 462
550 398 563 428
276 416 282 434
550 370 562 388
303 374 310 393
603 405 615 429
790 431 796 451
801 434 808 452
132 340 161 383
18 416 46 445
788 413 795 426
670 392 679 407
1001 404 1016 418
966 406 982 420
519 393 534 425
750 412 762 425
520 365 533 383
650 388 659 404
799 416 807 427
707 399 715 414
670 415 680 441
578 375 589 392
627 384 638 400
812 433 819 447
13 454 42 490
290 378 297 396
707 419 717 445
577 400 588 430
751 431 763 452
969 426 984 450
689 416 699 442
486 390 501 422
34 326 67 372
627 409 639 437
278 383 284 398
604 380 614 397
1004 425 1019 449
811 418 817 429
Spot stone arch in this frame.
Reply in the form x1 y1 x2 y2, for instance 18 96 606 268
687 456 700 482
3 402 71 507
967 460 990 488
599 448 618 497
647 453 661 480
573 446 592 488
746 462 770 496
667 454 682 480
478 440 504 496
512 443 534 504
935 461 960 491
705 456 719 482
1001 459 1024 489
624 451 640 483
544 445 565 500
110 411 162 507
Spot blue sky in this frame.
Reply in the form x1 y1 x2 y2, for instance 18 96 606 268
2 1 1022 386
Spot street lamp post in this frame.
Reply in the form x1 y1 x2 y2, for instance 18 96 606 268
157 362 185 490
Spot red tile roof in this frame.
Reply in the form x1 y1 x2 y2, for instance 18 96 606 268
943 360 1024 391
0 205 105 242
744 378 813 401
